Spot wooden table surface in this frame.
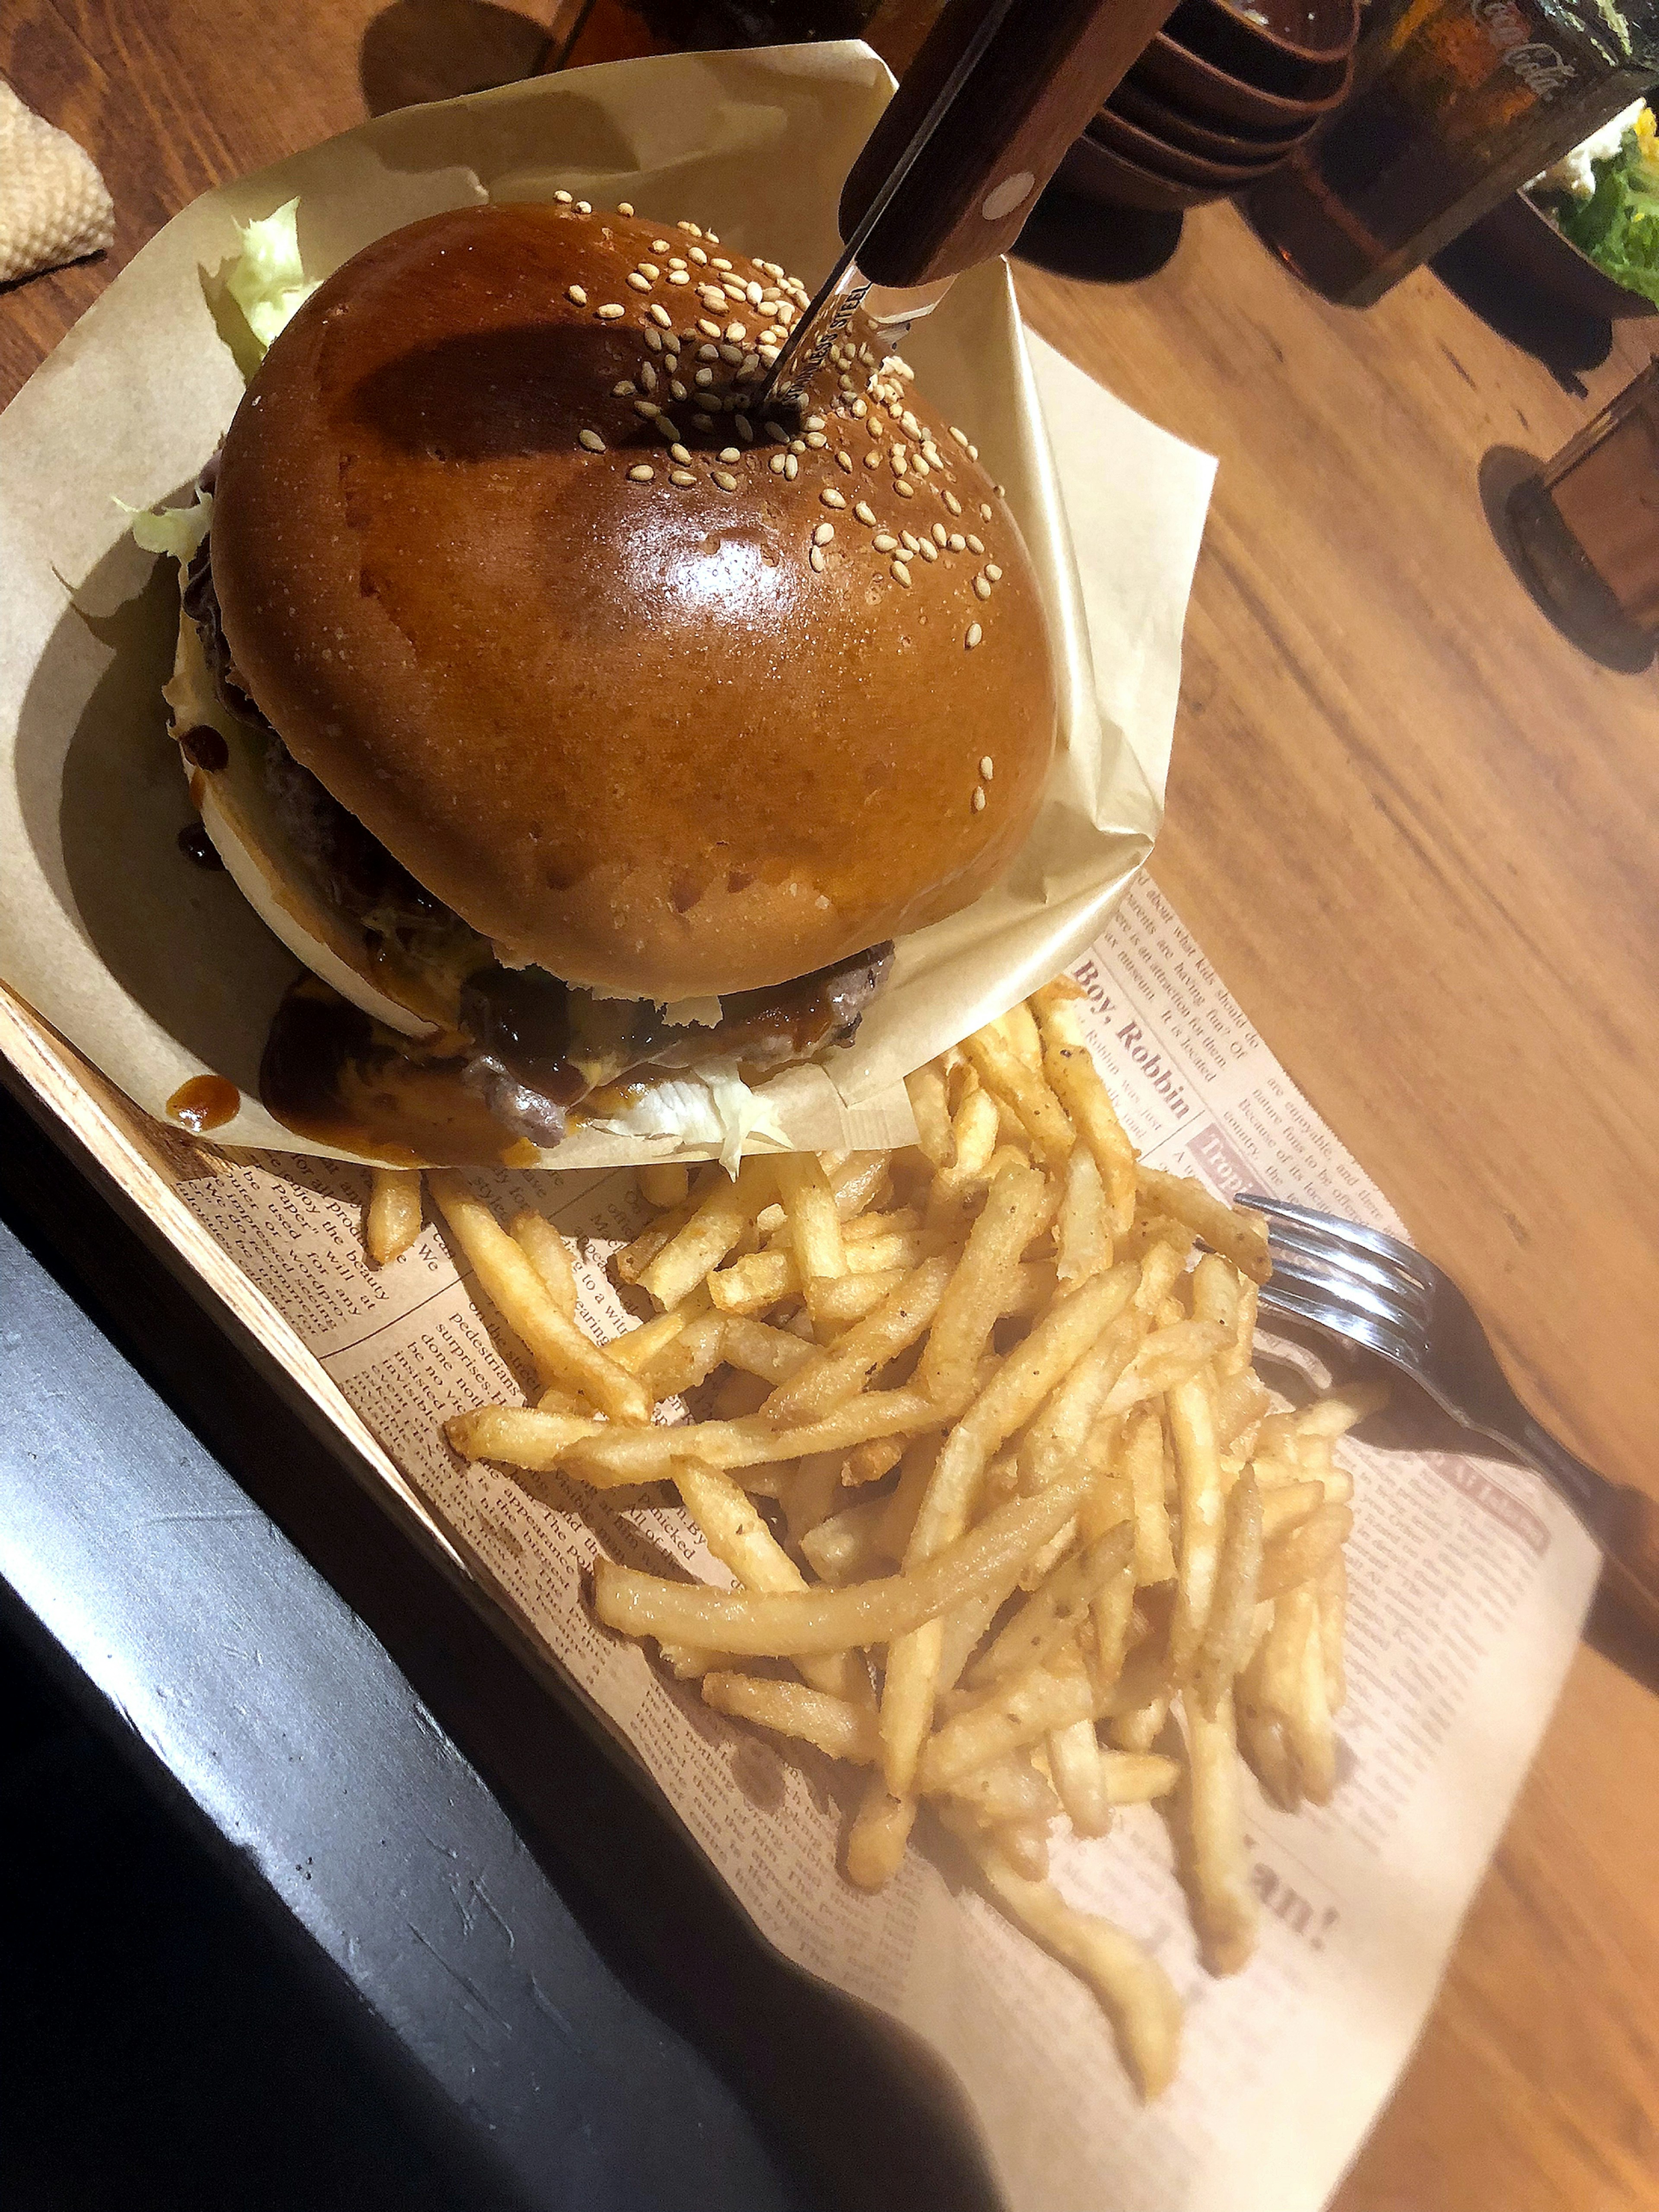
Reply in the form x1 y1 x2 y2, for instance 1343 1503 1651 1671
4 4 1656 2205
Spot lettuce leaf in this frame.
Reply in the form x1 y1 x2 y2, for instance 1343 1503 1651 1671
114 489 213 563
226 197 318 353
587 1060 790 1176
1554 131 1659 307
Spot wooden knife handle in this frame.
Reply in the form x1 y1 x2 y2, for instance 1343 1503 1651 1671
839 0 1182 289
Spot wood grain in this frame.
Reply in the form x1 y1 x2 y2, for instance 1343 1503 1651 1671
2 7 1657 2204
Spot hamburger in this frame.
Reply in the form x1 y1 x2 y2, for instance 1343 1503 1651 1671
164 198 1058 1164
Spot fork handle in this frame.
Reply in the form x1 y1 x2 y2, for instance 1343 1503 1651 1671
1512 1415 1659 1636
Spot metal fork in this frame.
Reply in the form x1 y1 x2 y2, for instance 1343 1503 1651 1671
1239 1192 1659 1635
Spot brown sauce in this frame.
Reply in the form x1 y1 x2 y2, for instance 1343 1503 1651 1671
166 1073 242 1133
259 976 539 1166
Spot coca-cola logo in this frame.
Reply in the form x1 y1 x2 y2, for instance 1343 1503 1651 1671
1468 0 1576 92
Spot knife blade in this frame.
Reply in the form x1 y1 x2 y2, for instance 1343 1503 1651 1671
760 0 1185 415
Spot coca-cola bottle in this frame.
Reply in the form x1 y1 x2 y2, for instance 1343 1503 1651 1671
1245 0 1659 305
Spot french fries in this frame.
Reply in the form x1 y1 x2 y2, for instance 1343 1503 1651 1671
365 1166 423 1267
428 982 1372 2100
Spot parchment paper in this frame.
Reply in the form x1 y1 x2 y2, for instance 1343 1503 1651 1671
0 44 1212 1169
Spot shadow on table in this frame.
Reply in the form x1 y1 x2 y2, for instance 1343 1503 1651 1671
1014 178 1185 286
359 0 555 115
1430 229 1612 395
1477 443 1656 675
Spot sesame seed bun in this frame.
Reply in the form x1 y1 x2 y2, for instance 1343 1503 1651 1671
210 202 1057 1000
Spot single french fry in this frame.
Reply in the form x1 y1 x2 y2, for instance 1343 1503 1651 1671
1218 1275 1258 1379
656 1640 726 1678
1134 1167 1270 1284
845 1437 904 1486
702 1673 880 1762
1048 1719 1113 1837
1258 1479 1326 1544
762 1254 955 1428
430 1174 651 1424
575 1389 950 1485
918 1643 1100 1792
709 1233 932 1316
638 1162 690 1210
1091 1553 1138 1701
807 1267 909 1324
845 1776 915 1889
1190 1252 1239 1346
918 1161 1051 1405
1032 985 1138 1236
1018 1309 1144 1497
1055 1144 1112 1286
640 1156 775 1309
967 1526 1134 1689
717 1315 814 1385
1258 1502 1353 1600
536 1383 594 1418
997 999 1045 1069
874 1436 940 1561
775 1154 849 1302
1181 1688 1259 1975
1109 1694 1171 1755
1131 1236 1190 1319
1242 1589 1315 1811
448 1405 606 1463
993 1816 1050 1881
905 1062 955 1170
1100 1750 1181 1805
1212 1368 1270 1450
1291 1376 1390 1438
779 1452 844 1551
963 1023 1075 1165
932 1753 1061 1827
506 1209 578 1318
800 1495 891 1586
1103 1321 1230 1414
604 1305 691 1375
365 1167 422 1266
1319 1551 1348 1713
1124 1409 1176 1585
941 1808 1182 2101
593 1459 1094 1659
1287 1598 1338 1805
1167 1373 1227 1682
642 1312 729 1402
614 1197 696 1285
1194 1471 1264 1720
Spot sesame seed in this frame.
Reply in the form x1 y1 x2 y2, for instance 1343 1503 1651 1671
949 425 969 447
851 397 868 418
713 470 738 491
932 523 948 545
671 469 695 486
726 321 747 343
734 415 753 442
966 534 985 555
918 539 938 562
873 533 898 552
648 304 673 327
576 199 591 214
634 398 661 418
790 439 806 455
567 283 588 304
723 285 746 305
712 255 732 270
806 431 828 449
813 522 835 545
836 451 854 473
719 446 741 464
891 452 908 475
628 464 654 483
669 379 688 401
949 533 966 552
986 563 1003 582
553 189 574 204
803 414 825 432
968 445 979 461
694 343 715 362
597 302 625 319
979 756 995 779
902 410 922 438
972 786 986 811
809 545 826 573
689 245 708 263
639 262 660 280
891 559 911 586
895 480 915 499
718 342 743 365
864 453 880 469
618 201 635 215
693 366 713 387
820 488 846 509
611 381 636 397
578 428 606 452
654 417 679 443
944 491 962 515
767 422 791 444
966 623 982 650
901 531 919 553
644 327 664 352
973 575 992 600
639 363 658 392
739 354 760 376
746 281 763 305
667 269 690 284
913 457 931 477
980 503 993 520
769 454 787 474
691 411 715 430
670 442 691 464
784 453 799 479
850 501 874 527
653 238 671 252
679 220 702 236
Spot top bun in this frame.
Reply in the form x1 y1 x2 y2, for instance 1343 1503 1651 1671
212 202 1057 999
